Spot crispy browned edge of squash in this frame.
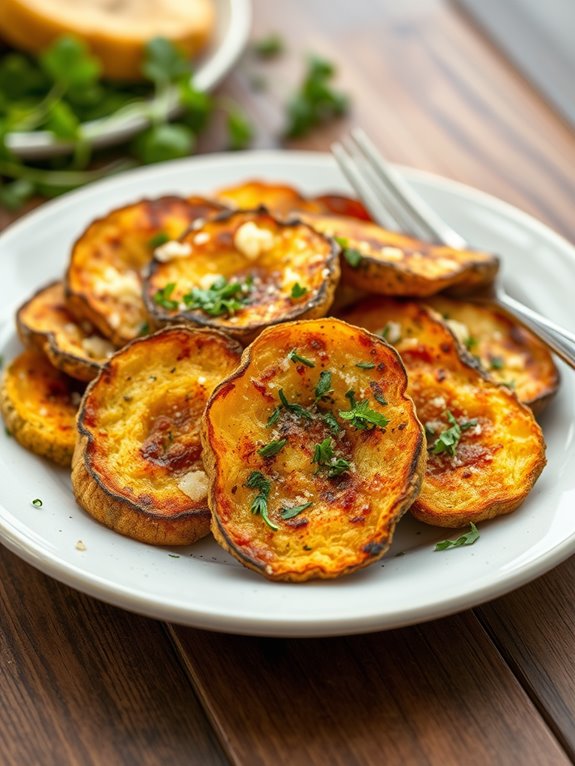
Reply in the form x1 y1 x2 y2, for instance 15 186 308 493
201 318 427 581
143 207 342 343
72 325 243 546
305 213 500 297
342 297 547 527
16 280 105 382
425 296 560 414
0 348 80 467
63 196 225 345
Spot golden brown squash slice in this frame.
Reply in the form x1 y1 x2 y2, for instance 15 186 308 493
72 326 242 546
144 209 340 342
202 318 426 581
425 295 559 412
17 281 116 382
214 180 322 216
0 348 83 467
65 195 225 346
342 298 546 527
215 180 372 221
306 215 499 297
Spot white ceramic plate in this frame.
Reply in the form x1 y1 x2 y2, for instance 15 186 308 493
5 0 252 159
0 151 573 637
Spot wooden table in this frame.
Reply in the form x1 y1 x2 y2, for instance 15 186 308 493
2 1 575 763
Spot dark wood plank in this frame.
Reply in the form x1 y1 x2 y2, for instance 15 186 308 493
0 547 227 766
477 556 575 759
171 614 569 766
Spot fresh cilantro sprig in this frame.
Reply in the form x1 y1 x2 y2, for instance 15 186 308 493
430 411 477 457
339 390 389 430
284 56 349 139
245 471 278 531
182 276 253 317
434 523 480 551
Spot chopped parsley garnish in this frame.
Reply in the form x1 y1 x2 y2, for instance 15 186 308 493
322 411 341 434
312 438 351 478
280 501 312 520
253 33 285 59
153 283 179 310
278 389 313 420
356 361 375 369
430 411 477 457
148 231 170 249
490 356 505 370
342 248 363 268
267 406 281 427
288 349 315 368
315 370 332 400
32 498 43 508
290 282 308 300
464 336 478 351
182 276 252 317
339 390 389 430
434 523 480 551
245 471 278 531
258 439 287 458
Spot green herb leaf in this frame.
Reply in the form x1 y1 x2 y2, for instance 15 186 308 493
290 282 308 300
342 248 363 268
430 411 477 457
153 283 179 311
182 276 252 317
267 406 281 427
356 361 375 369
339 393 389 430
312 438 351 478
278 389 313 420
288 349 315 368
226 106 254 151
133 123 195 164
502 379 516 390
32 498 43 508
315 370 332 400
253 34 285 58
490 356 505 370
40 36 101 90
464 336 478 351
434 522 480 551
284 55 348 139
258 439 287 458
142 37 189 86
322 411 341 434
245 471 278 531
148 232 170 249
280 501 312 520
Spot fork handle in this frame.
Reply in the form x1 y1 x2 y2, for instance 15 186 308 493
496 293 575 370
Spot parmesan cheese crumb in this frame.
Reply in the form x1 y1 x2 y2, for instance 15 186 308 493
154 240 192 262
99 267 141 299
380 246 404 261
234 222 275 260
178 470 209 502
75 540 87 551
446 319 470 345
81 335 115 359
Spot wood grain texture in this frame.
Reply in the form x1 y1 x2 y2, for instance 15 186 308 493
478 556 575 760
0 547 227 766
171 614 569 766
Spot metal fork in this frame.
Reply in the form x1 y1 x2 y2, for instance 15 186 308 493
331 128 575 370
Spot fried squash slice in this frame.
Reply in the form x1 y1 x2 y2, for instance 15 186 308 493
202 318 426 581
72 326 242 546
144 208 340 342
65 195 225 345
425 295 559 412
215 179 372 221
17 281 116 382
343 298 546 527
0 348 83 467
306 215 499 297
